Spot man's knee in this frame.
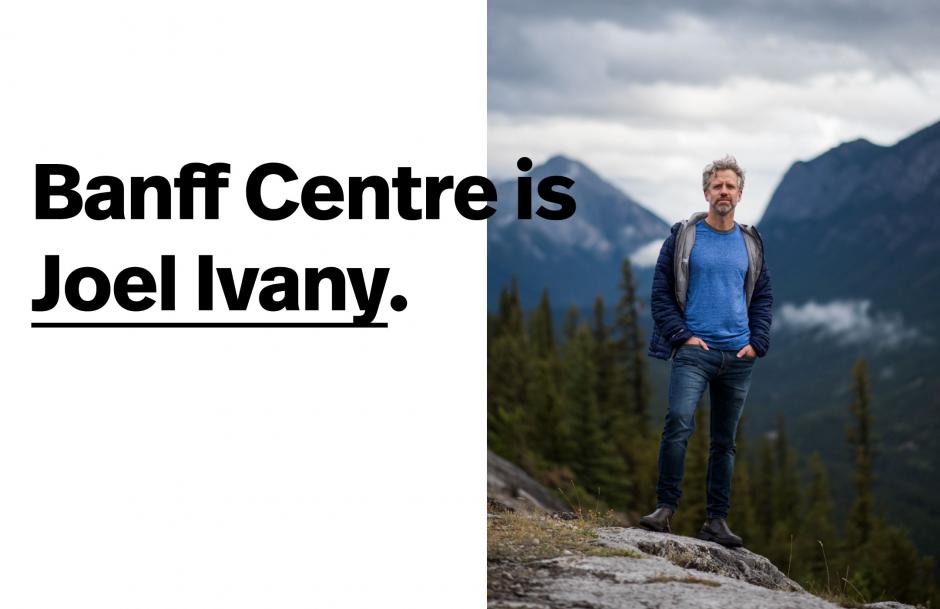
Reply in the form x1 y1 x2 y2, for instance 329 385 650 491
663 411 695 443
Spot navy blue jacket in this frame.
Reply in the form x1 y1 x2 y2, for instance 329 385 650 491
647 218 773 360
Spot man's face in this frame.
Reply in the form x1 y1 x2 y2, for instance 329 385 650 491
704 169 742 216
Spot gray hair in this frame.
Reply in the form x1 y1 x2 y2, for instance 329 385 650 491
702 155 745 191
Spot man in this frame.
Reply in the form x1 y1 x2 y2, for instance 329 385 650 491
639 155 773 547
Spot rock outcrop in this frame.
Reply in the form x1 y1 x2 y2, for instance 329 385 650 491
596 527 803 592
489 525 918 609
487 450 569 513
486 453 920 608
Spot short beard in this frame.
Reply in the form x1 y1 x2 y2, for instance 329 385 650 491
712 200 735 216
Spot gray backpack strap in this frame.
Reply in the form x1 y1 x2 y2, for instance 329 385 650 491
739 223 764 307
674 212 708 311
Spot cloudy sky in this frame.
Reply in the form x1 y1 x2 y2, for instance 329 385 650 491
488 0 940 225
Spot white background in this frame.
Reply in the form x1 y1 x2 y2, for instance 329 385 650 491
0 2 485 607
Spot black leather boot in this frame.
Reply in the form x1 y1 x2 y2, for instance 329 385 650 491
638 507 673 533
697 518 743 547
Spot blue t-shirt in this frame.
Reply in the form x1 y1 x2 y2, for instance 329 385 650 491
684 221 750 350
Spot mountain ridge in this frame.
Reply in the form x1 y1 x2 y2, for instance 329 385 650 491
488 155 670 310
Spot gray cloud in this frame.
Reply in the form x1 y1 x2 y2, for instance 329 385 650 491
489 6 940 116
629 238 664 268
775 300 924 349
490 1 940 67
490 14 886 97
488 1 940 223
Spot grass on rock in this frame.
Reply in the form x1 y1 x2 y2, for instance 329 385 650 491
487 508 641 562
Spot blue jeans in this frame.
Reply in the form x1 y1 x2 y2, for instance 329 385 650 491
656 346 755 519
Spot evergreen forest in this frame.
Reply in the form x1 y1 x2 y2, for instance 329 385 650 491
488 260 937 606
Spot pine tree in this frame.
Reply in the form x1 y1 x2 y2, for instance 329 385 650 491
628 433 661 514
754 417 801 570
752 432 777 553
730 416 758 545
614 259 650 431
563 322 631 508
563 304 580 342
798 453 838 589
529 289 555 358
487 280 535 468
527 289 571 465
766 416 802 569
590 296 638 507
836 359 938 606
611 258 657 513
591 296 616 426
496 276 525 337
872 523 931 604
846 359 874 549
773 416 801 520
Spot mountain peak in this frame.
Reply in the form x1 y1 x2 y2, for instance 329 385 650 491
762 118 940 225
540 154 596 181
806 136 882 166
545 153 575 165
761 135 886 224
836 137 875 151
488 155 670 310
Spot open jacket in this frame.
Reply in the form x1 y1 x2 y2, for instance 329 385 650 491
647 211 773 360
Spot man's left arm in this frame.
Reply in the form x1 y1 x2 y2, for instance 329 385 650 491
745 260 774 357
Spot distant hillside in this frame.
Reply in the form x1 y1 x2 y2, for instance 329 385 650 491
742 119 940 563
760 120 940 320
488 155 670 311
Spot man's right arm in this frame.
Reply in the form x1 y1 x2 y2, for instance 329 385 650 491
650 231 693 347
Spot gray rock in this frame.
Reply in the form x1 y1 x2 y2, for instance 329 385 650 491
486 457 922 609
490 553 842 609
490 526 851 609
595 527 803 592
487 450 569 513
